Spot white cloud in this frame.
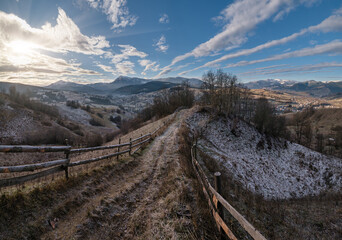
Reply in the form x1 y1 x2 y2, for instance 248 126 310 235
138 59 159 75
0 8 108 84
159 14 169 24
0 8 110 55
87 0 137 30
0 48 101 85
110 44 147 63
154 35 169 53
115 61 135 75
173 0 319 63
97 63 116 74
157 0 320 77
225 40 342 68
241 62 342 76
178 6 342 76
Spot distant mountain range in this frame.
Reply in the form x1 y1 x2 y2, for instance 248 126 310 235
245 79 342 97
245 79 297 89
47 76 203 95
113 81 179 95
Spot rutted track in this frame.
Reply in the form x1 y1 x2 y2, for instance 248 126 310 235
1 110 219 239
40 111 200 239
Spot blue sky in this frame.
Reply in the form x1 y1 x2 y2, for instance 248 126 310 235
0 0 342 86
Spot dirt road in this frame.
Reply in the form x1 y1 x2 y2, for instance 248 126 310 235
0 110 218 239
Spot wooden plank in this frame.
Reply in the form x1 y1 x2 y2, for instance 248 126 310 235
192 146 266 240
131 133 151 143
70 143 130 154
209 186 267 240
213 210 238 240
213 194 218 209
151 126 162 136
191 149 237 240
0 166 64 188
0 145 71 153
132 146 141 155
131 138 150 148
69 149 130 167
0 159 68 173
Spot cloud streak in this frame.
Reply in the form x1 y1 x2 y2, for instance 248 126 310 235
179 7 342 76
163 0 319 71
139 59 159 75
241 62 342 76
225 40 342 68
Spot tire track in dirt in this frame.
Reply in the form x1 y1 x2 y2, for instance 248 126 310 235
74 121 175 239
41 115 176 240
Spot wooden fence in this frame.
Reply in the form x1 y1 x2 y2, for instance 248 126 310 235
191 143 267 240
0 117 173 189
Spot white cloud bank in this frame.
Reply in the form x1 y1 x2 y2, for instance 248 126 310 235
0 7 151 83
0 8 111 84
0 8 109 55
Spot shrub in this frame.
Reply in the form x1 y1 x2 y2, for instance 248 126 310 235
253 98 287 137
66 100 80 109
109 115 121 125
89 118 104 127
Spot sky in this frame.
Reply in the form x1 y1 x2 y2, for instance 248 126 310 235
0 0 342 86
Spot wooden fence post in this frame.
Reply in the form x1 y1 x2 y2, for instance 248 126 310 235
117 138 121 160
64 139 70 180
129 138 132 156
195 138 198 159
215 172 225 239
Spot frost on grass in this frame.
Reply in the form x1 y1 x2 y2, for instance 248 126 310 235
187 111 342 200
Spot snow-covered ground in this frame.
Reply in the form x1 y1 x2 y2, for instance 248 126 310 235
0 106 37 144
57 104 92 125
186 110 342 199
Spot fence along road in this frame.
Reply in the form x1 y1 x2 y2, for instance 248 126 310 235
191 143 267 240
0 116 174 189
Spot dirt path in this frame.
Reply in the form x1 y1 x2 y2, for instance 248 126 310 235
0 110 218 239
39 111 210 239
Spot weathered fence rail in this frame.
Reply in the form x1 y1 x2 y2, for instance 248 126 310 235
0 114 174 190
69 149 130 167
0 159 68 173
0 166 64 188
0 145 71 153
191 144 267 240
69 143 130 154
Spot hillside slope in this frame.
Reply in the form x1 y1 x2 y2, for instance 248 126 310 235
186 109 342 199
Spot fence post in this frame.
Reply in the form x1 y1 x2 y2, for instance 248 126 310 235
117 138 121 160
64 139 70 180
129 138 132 156
195 138 198 159
215 172 224 239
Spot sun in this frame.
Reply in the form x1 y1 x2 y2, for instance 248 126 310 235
7 40 40 66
